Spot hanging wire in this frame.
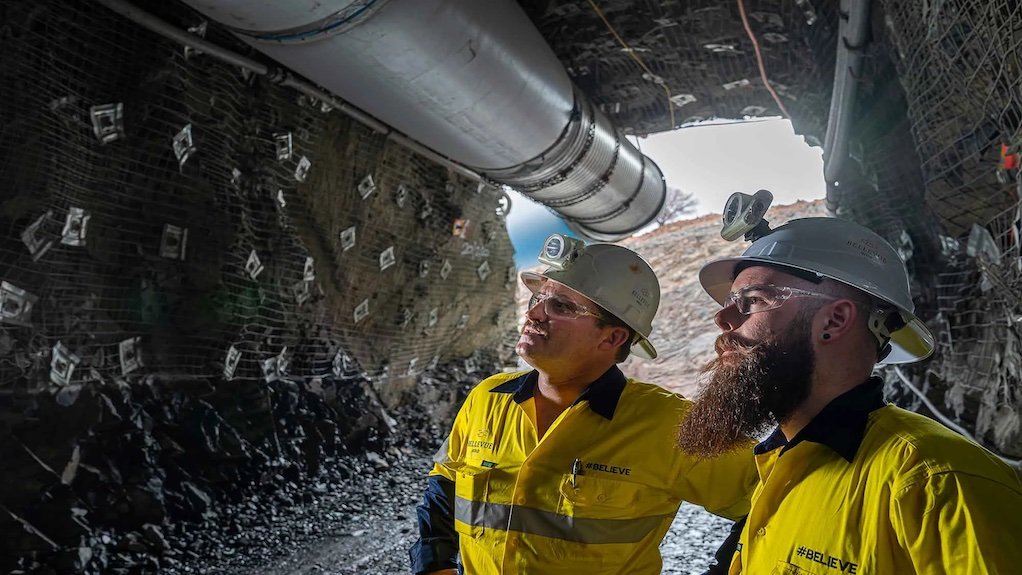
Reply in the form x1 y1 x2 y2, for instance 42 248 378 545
737 0 791 118
587 0 676 129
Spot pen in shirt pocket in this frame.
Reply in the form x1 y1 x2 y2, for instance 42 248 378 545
571 458 584 488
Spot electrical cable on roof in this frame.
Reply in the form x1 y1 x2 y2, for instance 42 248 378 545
737 0 791 118
587 0 676 130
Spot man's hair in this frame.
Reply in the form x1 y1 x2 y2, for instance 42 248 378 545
594 310 636 363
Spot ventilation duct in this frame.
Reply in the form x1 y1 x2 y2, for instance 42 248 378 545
179 0 665 240
822 0 871 214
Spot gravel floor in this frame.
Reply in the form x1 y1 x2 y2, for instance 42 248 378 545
166 445 732 575
659 505 732 575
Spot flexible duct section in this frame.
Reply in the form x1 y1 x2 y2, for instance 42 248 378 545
180 0 665 240
822 0 871 214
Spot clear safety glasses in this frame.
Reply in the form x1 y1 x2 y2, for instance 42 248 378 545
527 292 603 320
724 284 839 315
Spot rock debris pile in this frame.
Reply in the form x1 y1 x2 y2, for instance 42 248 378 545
2 359 485 574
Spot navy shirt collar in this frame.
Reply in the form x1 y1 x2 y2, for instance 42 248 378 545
754 376 887 462
490 365 627 421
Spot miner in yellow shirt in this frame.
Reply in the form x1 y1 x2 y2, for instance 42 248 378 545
680 214 1022 574
410 236 757 574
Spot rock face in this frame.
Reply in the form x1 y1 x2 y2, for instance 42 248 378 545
0 2 514 571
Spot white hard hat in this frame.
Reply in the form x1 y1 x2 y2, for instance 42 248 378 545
521 235 660 359
699 217 934 364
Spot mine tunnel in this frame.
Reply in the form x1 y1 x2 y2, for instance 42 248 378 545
2 0 1021 573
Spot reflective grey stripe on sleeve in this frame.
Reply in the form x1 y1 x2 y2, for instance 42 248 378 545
454 496 669 544
433 435 451 466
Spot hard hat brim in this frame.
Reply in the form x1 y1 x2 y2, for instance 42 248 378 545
887 317 935 364
520 271 658 360
699 256 934 364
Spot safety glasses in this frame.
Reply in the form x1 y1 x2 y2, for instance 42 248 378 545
724 284 839 315
527 292 603 320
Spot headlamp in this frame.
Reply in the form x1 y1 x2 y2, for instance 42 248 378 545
721 189 774 242
538 234 586 270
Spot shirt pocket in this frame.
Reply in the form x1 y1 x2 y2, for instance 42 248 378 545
550 474 674 566
771 561 821 575
557 473 675 521
453 466 493 540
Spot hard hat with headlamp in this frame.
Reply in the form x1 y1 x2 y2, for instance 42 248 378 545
700 191 934 364
520 234 661 359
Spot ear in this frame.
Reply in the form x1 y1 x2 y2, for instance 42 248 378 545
819 299 861 341
598 326 631 353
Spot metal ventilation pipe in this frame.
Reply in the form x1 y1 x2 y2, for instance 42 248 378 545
179 0 665 240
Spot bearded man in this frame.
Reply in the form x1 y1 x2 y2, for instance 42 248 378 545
678 217 1022 574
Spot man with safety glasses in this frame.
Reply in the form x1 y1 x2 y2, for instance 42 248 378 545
410 236 757 575
680 215 1022 574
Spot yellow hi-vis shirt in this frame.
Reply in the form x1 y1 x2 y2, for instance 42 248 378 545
729 378 1022 575
430 367 757 575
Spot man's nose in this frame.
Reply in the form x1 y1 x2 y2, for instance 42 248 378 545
714 303 743 332
525 297 547 321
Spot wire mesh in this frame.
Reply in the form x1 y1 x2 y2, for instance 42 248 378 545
524 0 838 139
864 0 1022 456
0 0 517 400
932 199 1022 455
880 0 1022 236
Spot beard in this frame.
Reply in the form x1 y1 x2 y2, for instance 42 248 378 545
676 312 816 458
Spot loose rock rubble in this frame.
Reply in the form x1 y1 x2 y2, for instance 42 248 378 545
162 446 432 575
2 360 479 574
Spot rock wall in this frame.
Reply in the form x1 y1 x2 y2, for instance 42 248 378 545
0 1 516 570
